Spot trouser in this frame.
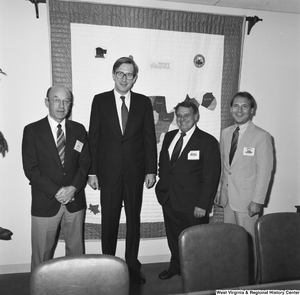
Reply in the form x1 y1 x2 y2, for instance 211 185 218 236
100 176 144 272
163 198 209 274
31 205 85 271
223 202 258 284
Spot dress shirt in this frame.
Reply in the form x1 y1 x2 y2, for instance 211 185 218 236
114 89 131 134
168 125 196 159
236 121 250 145
47 115 66 147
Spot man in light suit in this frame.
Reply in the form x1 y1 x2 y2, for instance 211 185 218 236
22 86 91 270
88 57 157 284
156 101 221 280
216 91 273 282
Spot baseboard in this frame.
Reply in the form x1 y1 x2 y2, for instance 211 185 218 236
0 263 30 275
139 254 170 264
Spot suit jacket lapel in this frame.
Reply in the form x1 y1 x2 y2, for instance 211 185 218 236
108 90 123 137
123 91 138 137
165 131 177 163
173 127 201 167
224 125 235 168
64 120 75 168
231 121 256 166
39 117 62 167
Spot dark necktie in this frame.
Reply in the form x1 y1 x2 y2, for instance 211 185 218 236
229 126 240 165
120 96 128 134
170 132 186 166
57 124 65 166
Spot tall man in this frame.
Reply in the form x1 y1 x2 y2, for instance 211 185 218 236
22 86 91 270
156 101 221 279
88 57 157 284
216 91 273 282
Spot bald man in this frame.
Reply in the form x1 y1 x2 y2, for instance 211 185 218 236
22 86 91 270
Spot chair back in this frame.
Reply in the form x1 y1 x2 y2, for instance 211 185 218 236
179 223 249 292
30 254 129 295
255 212 300 284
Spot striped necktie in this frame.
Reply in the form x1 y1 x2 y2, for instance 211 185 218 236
57 124 65 166
229 126 240 165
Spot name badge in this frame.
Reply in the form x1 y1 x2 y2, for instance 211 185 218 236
188 150 200 160
74 140 83 153
243 147 255 156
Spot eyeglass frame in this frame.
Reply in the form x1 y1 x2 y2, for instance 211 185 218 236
49 98 72 107
115 71 135 80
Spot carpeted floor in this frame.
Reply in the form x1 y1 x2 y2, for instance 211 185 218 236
0 272 31 295
0 262 182 295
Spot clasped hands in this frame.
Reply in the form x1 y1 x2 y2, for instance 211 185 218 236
55 186 76 204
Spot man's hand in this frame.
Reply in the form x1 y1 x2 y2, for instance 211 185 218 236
247 201 262 217
194 206 206 218
145 174 156 189
55 186 77 204
214 191 221 206
88 175 99 190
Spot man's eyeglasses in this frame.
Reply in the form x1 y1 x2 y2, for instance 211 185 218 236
50 99 72 107
115 71 135 80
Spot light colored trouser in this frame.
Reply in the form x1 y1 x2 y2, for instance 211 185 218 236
31 205 85 271
223 202 258 283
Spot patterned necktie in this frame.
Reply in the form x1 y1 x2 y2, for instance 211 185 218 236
120 96 128 134
170 132 186 166
229 126 240 165
57 124 65 166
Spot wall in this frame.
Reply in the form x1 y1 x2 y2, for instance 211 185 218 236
0 0 299 273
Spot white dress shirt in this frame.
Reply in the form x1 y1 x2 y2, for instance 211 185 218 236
236 121 250 145
47 115 66 146
114 89 131 134
168 125 196 159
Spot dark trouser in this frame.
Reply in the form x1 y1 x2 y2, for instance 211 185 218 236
163 198 209 274
100 176 143 272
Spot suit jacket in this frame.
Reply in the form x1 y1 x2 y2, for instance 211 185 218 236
88 90 157 186
155 127 221 214
22 117 91 217
219 121 273 212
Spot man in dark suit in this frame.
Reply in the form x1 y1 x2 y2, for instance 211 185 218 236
22 85 91 270
87 57 157 284
156 101 221 279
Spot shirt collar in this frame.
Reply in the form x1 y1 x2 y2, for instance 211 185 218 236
47 115 66 130
236 120 250 133
177 124 196 137
114 89 130 100
184 125 196 136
